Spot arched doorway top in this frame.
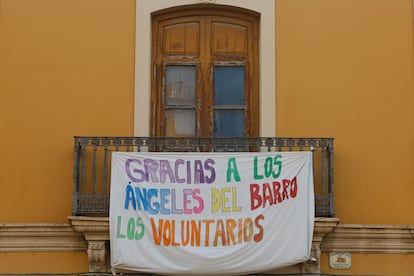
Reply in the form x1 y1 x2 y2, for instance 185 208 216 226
151 3 260 19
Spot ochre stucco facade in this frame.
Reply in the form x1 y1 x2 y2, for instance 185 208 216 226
0 0 413 275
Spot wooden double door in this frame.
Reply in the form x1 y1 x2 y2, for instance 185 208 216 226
151 6 259 137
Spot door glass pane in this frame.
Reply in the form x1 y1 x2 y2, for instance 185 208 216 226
214 66 244 105
165 66 196 105
214 110 244 137
165 109 195 136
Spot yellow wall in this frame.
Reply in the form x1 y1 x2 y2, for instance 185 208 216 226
2 0 412 224
276 0 414 224
1 0 414 274
321 253 414 276
0 252 89 273
0 0 136 222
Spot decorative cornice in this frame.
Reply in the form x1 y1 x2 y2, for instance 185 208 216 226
322 224 414 254
2 219 413 259
0 223 86 252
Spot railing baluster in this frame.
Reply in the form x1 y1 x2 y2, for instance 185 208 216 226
115 138 120 151
103 139 109 194
321 144 327 197
92 139 97 194
328 140 335 217
72 139 81 215
80 142 87 196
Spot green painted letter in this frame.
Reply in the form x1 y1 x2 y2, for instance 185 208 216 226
116 216 126 239
226 157 241 182
254 157 264 179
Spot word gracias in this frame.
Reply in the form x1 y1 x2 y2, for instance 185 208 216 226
125 155 284 184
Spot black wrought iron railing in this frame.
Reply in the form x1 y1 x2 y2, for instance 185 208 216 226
72 136 334 217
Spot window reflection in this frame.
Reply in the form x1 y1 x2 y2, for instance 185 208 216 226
214 110 244 137
214 66 245 137
165 66 196 106
214 66 244 105
165 110 196 137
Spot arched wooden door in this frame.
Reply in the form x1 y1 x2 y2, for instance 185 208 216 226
151 6 259 137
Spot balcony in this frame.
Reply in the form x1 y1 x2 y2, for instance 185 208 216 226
72 136 334 217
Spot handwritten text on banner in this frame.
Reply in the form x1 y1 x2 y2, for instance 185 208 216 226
110 152 314 275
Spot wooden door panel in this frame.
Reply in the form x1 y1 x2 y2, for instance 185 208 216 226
210 22 247 54
162 22 200 55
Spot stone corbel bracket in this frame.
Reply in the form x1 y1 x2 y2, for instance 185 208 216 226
302 217 340 273
68 216 109 273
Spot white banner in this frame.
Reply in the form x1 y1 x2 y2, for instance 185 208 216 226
110 152 314 275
